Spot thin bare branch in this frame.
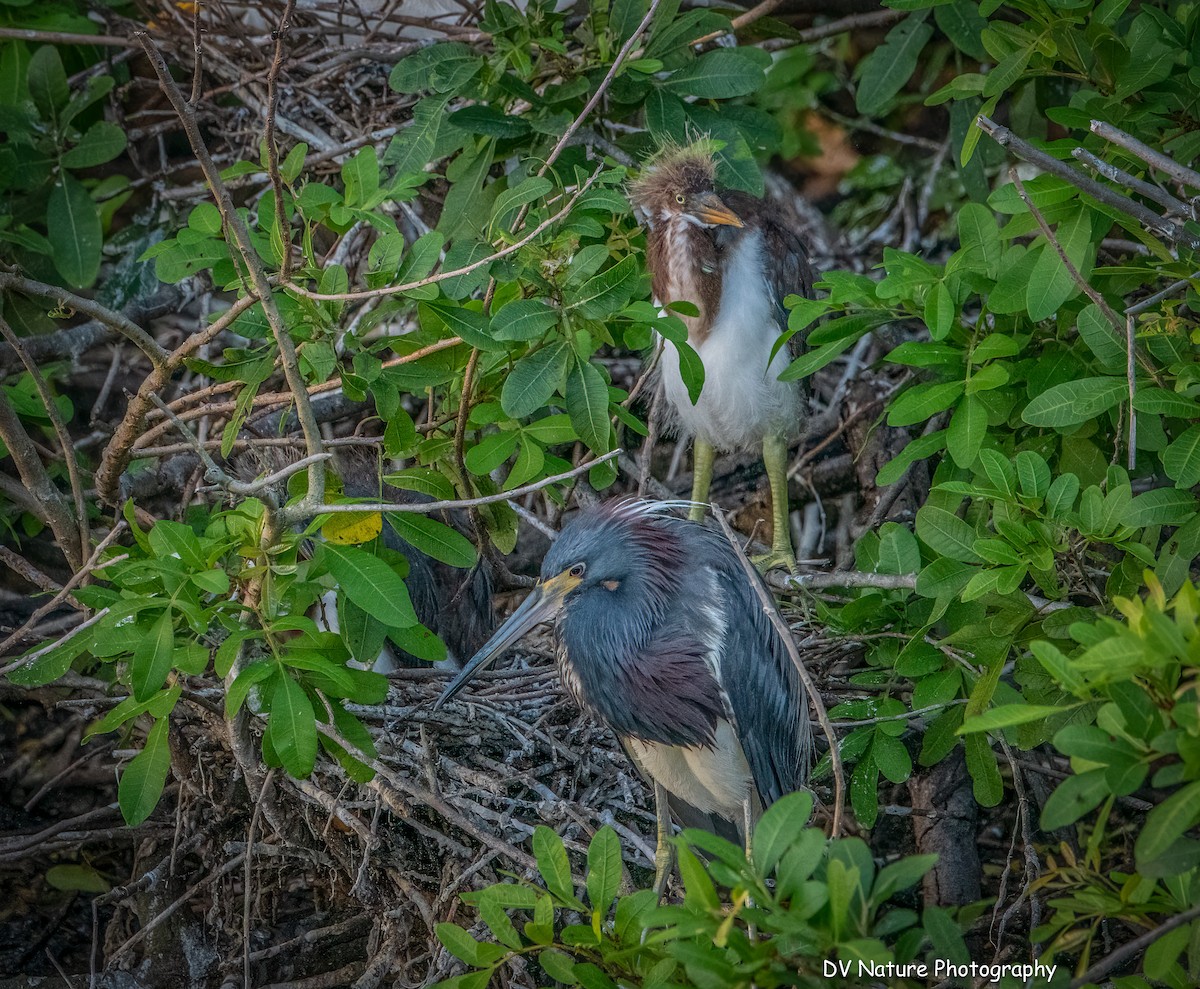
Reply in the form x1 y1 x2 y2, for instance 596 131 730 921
283 449 622 524
285 167 603 303
0 272 168 367
1091 120 1200 193
136 32 326 508
977 116 1197 248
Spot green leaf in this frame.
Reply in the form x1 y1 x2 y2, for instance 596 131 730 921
501 342 569 418
677 845 720 910
566 358 611 453
420 301 499 351
871 854 938 905
1077 304 1125 369
752 790 813 876
46 864 110 894
388 42 480 94
964 732 1002 805
492 299 560 342
1022 377 1127 428
132 610 176 702
960 704 1066 733
1125 488 1198 527
27 45 67 122
662 48 770 99
586 826 621 913
946 396 985 469
539 948 579 985
982 42 1034 99
450 104 531 138
268 672 318 778
1025 208 1092 321
226 661 275 718
779 336 858 381
887 381 964 427
342 146 379 209
492 176 553 229
62 120 127 168
915 505 982 563
383 468 456 501
855 15 934 115
1041 769 1110 829
1014 450 1051 499
464 430 518 474
6 633 88 687
386 513 477 568
1133 388 1200 419
1164 425 1200 487
48 173 102 288
118 716 171 826
436 923 500 967
876 523 920 575
320 542 418 628
1045 472 1080 519
384 96 449 175
935 0 988 59
1137 780 1200 864
876 430 947 486
533 826 577 904
568 255 640 320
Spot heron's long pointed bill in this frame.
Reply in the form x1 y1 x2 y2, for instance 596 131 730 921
432 570 578 710
693 192 743 228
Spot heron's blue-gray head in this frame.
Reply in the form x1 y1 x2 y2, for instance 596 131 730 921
433 501 688 709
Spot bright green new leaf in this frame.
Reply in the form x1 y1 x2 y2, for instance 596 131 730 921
586 826 621 913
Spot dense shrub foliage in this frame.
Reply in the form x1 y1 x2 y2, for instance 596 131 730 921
1 0 1198 983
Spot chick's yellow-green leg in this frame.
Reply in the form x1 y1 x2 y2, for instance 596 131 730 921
652 782 676 903
688 438 715 522
753 433 797 573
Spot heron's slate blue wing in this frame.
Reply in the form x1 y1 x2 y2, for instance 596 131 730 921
712 549 811 807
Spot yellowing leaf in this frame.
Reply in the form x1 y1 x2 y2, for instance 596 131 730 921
322 511 383 546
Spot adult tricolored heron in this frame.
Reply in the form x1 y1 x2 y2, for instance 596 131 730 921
434 500 811 890
629 141 814 572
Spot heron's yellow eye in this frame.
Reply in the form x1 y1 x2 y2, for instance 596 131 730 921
569 563 586 578
675 194 685 204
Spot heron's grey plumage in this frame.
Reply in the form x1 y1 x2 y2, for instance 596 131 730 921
435 500 812 839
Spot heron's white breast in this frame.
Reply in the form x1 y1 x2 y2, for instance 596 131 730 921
659 228 802 451
626 720 754 821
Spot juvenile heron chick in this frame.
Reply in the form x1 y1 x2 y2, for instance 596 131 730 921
629 141 814 572
434 500 812 891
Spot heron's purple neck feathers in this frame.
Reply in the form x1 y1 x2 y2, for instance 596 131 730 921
554 505 726 748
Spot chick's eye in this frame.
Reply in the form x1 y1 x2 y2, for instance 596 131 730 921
569 563 586 578
675 194 686 205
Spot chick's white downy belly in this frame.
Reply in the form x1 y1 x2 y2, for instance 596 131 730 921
626 721 755 822
658 233 803 451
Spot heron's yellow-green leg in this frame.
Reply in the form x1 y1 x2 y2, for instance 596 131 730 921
753 433 797 572
688 438 715 522
652 782 676 902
